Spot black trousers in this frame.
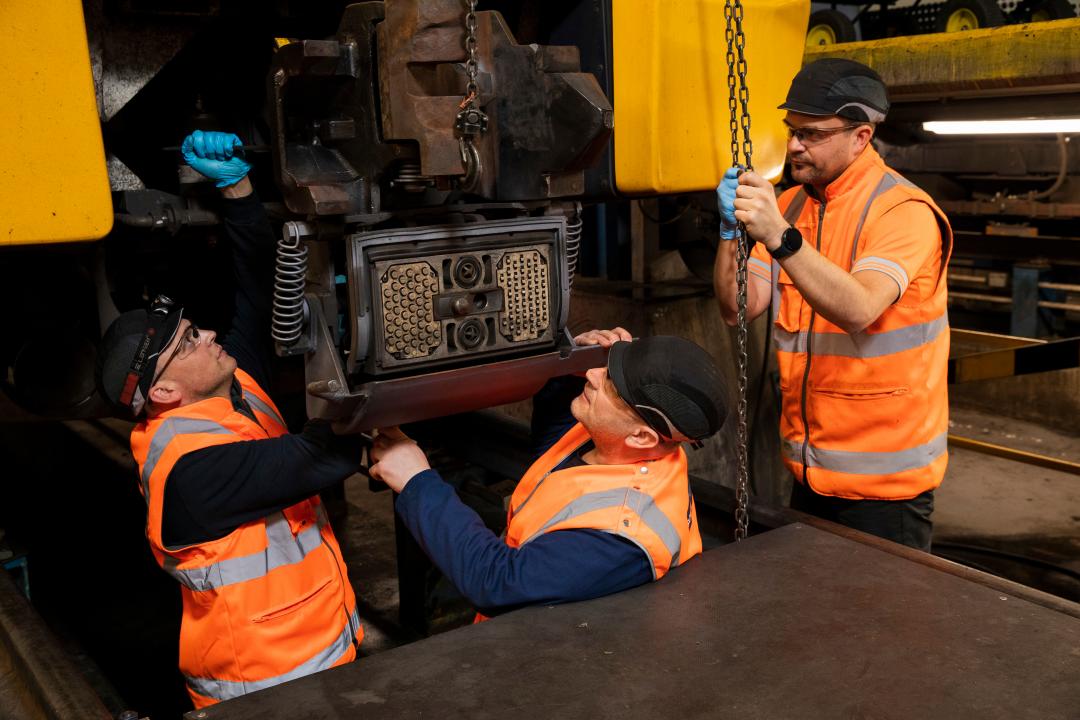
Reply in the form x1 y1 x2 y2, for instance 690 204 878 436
790 480 934 552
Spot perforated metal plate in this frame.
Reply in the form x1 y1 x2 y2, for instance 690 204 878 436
347 218 568 375
497 250 550 342
379 262 441 360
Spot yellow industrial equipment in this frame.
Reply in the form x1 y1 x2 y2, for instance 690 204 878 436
613 0 809 193
0 0 112 245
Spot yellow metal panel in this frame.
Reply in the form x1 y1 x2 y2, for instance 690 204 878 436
805 18 1080 100
613 0 809 194
0 1 113 245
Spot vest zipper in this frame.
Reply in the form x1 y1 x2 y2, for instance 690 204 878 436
799 200 827 486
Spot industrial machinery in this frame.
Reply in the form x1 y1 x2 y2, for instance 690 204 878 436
0 0 806 430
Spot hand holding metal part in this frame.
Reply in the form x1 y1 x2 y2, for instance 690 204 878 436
179 130 252 188
368 426 431 494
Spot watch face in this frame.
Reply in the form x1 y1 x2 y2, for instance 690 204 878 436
782 227 802 249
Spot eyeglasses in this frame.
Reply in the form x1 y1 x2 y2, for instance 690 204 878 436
151 324 201 385
785 123 861 147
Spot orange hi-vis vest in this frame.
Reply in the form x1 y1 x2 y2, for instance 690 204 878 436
130 369 361 708
749 146 953 500
505 423 703 579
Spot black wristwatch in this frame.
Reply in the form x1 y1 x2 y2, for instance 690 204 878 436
769 226 803 260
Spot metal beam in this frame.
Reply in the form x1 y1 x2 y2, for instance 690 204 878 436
949 335 1080 382
949 434 1080 476
805 18 1080 101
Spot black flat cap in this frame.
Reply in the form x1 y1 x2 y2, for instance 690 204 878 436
779 58 889 123
607 336 728 442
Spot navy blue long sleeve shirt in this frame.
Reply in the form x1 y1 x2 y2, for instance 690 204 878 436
395 376 653 616
159 193 365 548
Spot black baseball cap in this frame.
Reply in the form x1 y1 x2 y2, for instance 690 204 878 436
96 296 184 418
607 336 728 443
779 58 889 123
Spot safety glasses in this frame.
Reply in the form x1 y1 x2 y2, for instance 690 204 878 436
151 323 201 386
785 123 861 147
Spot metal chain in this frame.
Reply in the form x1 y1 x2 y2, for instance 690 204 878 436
455 0 486 190
463 0 480 104
725 0 753 542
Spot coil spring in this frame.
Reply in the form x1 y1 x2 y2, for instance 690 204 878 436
565 207 582 288
392 162 433 192
272 227 308 345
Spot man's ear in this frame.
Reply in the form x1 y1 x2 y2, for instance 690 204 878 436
854 124 874 151
625 423 661 451
148 380 182 407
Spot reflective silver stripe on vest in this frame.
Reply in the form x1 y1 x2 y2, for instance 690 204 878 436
774 313 947 359
244 391 286 428
852 255 909 290
165 514 326 592
748 256 772 279
782 431 948 476
184 607 360 702
849 172 902 266
140 418 233 501
520 488 683 567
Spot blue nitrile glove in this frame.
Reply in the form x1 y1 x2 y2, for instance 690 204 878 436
180 130 252 188
716 166 740 240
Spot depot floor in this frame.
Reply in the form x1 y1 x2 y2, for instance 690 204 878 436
0 402 1077 719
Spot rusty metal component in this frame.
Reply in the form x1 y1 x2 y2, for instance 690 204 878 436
270 0 612 213
269 3 401 216
0 570 112 719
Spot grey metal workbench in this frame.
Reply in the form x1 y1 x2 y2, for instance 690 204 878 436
192 523 1080 720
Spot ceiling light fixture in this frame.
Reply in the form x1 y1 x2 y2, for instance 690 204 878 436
923 119 1080 135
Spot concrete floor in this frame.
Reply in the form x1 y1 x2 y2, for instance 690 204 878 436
936 406 1080 600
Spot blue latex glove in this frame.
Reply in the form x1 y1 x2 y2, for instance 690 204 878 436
716 166 740 240
180 130 251 188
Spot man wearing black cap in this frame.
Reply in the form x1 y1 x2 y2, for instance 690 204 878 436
96 131 363 708
714 58 952 550
368 329 728 617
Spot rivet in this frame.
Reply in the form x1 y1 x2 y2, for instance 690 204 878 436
640 466 648 474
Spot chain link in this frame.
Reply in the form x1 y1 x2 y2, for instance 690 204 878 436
725 0 753 542
455 0 486 190
463 0 480 103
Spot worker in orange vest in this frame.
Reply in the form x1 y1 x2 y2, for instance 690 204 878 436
368 330 728 617
715 59 952 550
96 131 363 708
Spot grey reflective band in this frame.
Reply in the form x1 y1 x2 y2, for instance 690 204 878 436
140 418 233 500
185 607 360 702
774 314 947 359
520 488 683 568
849 172 901 266
852 255 909 290
164 513 326 592
244 391 286 428
748 257 772 277
782 431 947 475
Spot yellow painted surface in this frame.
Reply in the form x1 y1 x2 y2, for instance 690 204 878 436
805 18 1080 99
0 1 112 245
613 0 809 194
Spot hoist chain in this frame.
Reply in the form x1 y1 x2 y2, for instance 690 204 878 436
455 0 486 190
725 0 753 542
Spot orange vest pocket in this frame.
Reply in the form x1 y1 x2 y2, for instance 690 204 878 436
250 574 333 623
811 384 909 401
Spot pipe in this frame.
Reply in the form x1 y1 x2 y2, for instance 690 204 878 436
948 291 1012 304
1026 133 1070 201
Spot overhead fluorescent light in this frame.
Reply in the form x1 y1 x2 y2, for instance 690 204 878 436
923 119 1080 135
